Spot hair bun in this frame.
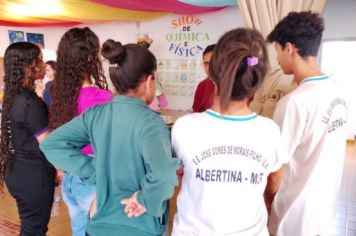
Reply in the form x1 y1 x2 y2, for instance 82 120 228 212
101 39 126 65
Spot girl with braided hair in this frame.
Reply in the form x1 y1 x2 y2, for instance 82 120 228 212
0 42 55 235
48 27 112 236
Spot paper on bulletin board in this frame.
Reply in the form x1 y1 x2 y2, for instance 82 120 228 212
157 58 205 100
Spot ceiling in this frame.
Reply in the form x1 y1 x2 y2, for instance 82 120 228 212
0 0 237 27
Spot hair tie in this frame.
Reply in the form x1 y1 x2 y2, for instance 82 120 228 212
247 56 258 67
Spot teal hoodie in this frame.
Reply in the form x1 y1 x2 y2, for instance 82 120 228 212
40 96 178 235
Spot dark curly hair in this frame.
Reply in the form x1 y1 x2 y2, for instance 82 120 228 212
101 39 156 94
49 27 108 130
0 42 42 190
203 44 215 57
209 28 269 113
267 11 324 57
45 60 57 72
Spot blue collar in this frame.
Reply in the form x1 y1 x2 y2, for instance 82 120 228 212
205 109 258 121
302 75 329 84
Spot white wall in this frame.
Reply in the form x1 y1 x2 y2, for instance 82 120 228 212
0 26 66 57
85 7 242 110
139 7 242 110
322 0 356 139
0 7 242 110
1 2 355 112
323 0 356 40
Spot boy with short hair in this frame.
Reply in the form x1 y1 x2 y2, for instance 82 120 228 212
192 44 216 112
266 11 348 236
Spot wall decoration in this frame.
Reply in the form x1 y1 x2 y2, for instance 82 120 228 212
188 59 197 70
179 0 236 7
188 72 196 83
179 85 187 96
164 84 171 94
163 72 171 83
8 30 25 43
170 60 179 70
26 33 45 46
187 85 196 97
0 0 226 27
157 58 205 96
180 73 188 83
171 85 179 95
171 72 180 83
166 15 210 57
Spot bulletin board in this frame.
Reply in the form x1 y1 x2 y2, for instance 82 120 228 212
156 58 206 98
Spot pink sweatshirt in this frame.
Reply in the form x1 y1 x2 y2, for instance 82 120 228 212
77 86 112 155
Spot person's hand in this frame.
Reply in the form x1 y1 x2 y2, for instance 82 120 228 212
120 191 147 217
89 194 97 219
55 168 64 185
265 200 272 215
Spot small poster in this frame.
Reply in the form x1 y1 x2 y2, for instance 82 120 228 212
162 72 171 83
171 60 179 70
180 59 188 70
179 85 187 96
164 59 171 69
8 30 25 43
158 59 165 70
187 85 196 97
171 72 180 83
26 33 45 46
163 84 171 95
156 58 205 98
180 73 188 83
188 72 196 84
188 59 197 70
171 85 179 96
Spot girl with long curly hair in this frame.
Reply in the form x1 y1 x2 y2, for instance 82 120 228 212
0 42 55 235
40 40 178 235
48 27 112 236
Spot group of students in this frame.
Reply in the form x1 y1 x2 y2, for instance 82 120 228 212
0 11 348 236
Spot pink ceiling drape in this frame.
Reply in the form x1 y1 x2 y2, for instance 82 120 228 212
0 0 226 27
90 0 223 14
0 20 80 27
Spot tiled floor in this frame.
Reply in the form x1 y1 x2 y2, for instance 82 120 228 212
0 142 356 236
0 219 20 236
331 141 356 236
0 187 72 236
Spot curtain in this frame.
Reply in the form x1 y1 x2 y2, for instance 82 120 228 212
237 0 327 118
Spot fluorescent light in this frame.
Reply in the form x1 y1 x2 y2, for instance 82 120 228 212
5 0 63 18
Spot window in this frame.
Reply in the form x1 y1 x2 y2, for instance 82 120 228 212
321 39 356 139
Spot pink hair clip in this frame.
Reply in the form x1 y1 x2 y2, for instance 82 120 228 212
247 56 258 67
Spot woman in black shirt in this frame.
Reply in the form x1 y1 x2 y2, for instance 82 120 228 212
0 42 55 236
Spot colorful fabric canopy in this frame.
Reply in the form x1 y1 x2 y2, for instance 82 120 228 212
179 0 237 7
90 0 222 14
0 0 231 27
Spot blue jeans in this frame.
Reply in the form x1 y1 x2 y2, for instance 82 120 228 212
62 173 95 236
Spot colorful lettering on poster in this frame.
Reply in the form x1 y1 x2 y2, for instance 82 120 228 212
166 15 209 57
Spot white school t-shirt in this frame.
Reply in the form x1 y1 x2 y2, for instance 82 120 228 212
171 110 284 236
268 75 348 236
